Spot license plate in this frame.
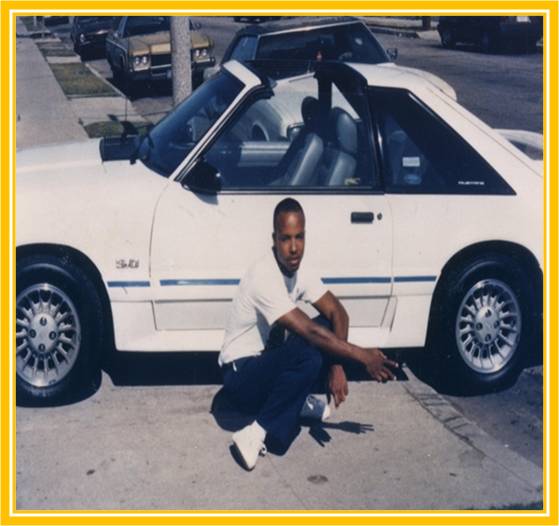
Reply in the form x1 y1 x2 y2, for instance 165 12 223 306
516 16 530 22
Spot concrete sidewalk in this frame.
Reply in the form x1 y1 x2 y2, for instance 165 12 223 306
16 18 145 150
16 367 542 510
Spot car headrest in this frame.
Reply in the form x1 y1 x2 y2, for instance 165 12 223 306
330 107 358 155
301 96 320 131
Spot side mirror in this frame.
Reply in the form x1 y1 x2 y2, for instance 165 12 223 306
386 47 398 61
183 159 222 195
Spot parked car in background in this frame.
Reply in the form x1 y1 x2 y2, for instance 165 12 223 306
223 17 391 74
105 16 215 88
42 15 69 26
16 60 541 404
233 16 281 23
438 16 542 53
207 17 456 99
71 16 117 59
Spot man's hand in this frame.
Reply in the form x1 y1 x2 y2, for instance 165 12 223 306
328 364 348 408
362 348 399 382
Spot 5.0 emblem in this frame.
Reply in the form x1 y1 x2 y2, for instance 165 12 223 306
116 259 140 269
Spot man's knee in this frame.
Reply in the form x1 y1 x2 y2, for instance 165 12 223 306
281 338 323 376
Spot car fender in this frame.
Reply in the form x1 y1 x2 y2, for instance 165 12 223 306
16 141 170 300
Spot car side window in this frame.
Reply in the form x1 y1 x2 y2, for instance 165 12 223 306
371 88 515 195
201 78 376 191
229 36 258 62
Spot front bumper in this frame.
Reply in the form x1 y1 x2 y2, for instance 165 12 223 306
78 32 109 50
128 55 216 81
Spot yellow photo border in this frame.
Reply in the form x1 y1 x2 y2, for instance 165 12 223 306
1 1 556 525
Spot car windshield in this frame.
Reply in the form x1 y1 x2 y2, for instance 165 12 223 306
126 16 170 36
256 23 388 64
138 71 244 177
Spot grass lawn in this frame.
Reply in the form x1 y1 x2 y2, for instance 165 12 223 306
36 41 76 57
48 63 116 98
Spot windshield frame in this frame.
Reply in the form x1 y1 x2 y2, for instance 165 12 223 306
138 62 263 182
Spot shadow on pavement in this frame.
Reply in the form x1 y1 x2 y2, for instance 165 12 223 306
16 349 408 408
105 351 223 386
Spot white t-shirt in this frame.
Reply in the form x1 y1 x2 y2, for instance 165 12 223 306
219 249 327 366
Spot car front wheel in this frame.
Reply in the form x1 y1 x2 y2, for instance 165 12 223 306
430 253 537 392
16 255 103 404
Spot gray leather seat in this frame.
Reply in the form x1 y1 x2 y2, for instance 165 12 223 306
318 108 358 187
273 97 324 187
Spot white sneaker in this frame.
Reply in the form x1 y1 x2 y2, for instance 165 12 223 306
300 394 331 422
232 423 267 471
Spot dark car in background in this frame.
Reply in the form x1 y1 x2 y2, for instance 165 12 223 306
71 16 117 59
221 17 391 78
438 16 542 53
105 16 215 89
207 16 456 99
233 16 281 23
42 15 69 26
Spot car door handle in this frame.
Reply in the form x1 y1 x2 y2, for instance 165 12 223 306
351 212 375 224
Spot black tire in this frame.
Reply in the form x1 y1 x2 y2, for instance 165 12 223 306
480 30 498 53
440 27 456 49
428 253 537 393
16 255 103 405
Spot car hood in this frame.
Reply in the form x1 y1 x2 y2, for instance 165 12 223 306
17 140 105 177
129 31 211 54
379 63 457 100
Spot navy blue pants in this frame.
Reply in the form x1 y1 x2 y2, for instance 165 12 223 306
222 316 331 452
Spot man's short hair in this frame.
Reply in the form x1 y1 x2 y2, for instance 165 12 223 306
273 198 305 231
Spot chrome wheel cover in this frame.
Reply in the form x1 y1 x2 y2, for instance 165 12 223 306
16 284 82 388
455 279 521 374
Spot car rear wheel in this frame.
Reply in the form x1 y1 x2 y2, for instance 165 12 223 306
429 253 537 392
16 255 102 404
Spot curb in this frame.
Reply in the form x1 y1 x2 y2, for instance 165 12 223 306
403 367 543 493
83 61 126 99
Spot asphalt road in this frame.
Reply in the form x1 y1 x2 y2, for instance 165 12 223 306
376 31 543 133
44 14 544 471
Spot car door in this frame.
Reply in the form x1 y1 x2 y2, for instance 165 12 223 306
149 69 393 349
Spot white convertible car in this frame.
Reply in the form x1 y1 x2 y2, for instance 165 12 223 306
16 60 543 403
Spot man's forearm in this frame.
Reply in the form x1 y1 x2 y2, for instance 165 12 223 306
305 320 366 365
329 306 349 370
330 307 349 342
